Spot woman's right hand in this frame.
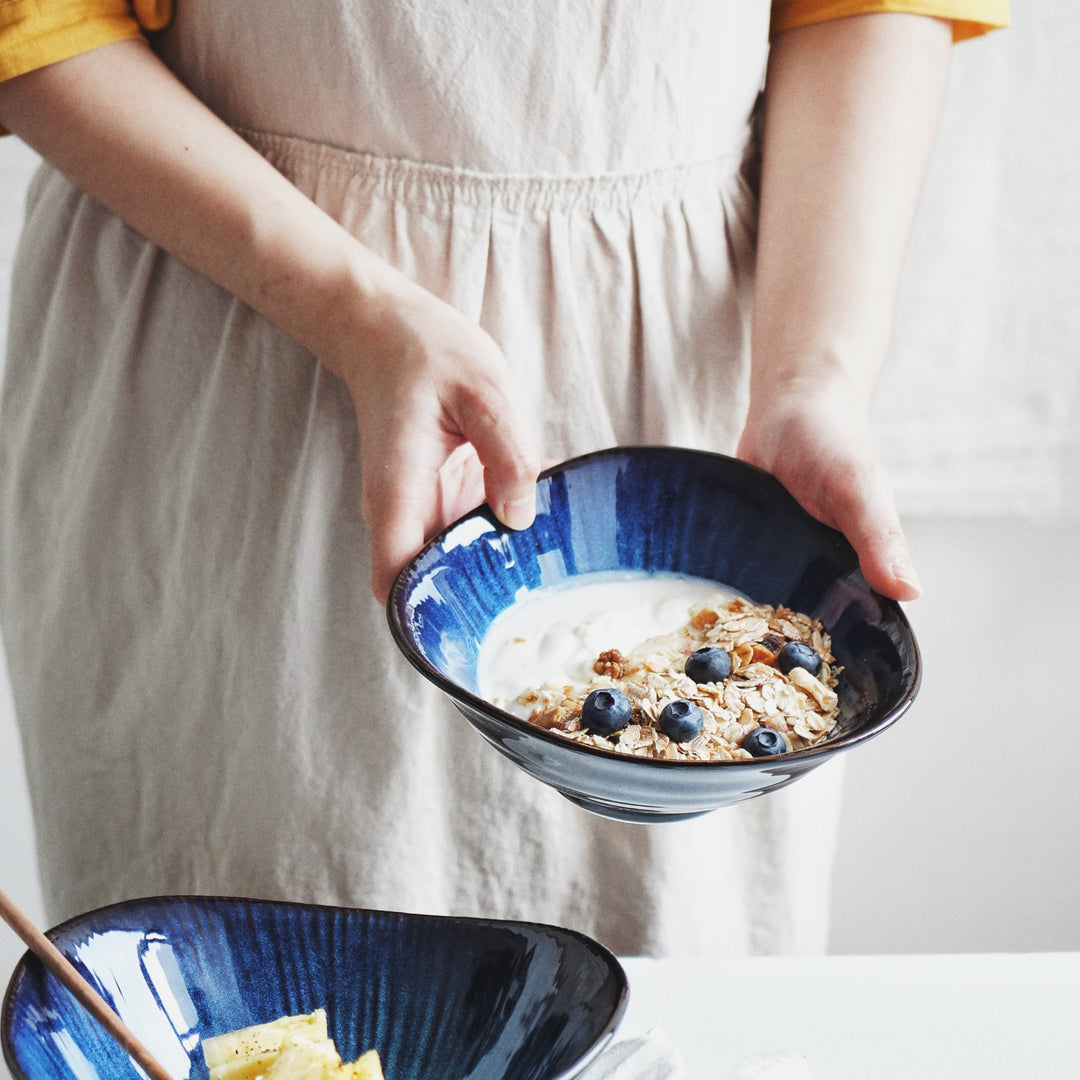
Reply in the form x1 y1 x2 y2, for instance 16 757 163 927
319 274 540 604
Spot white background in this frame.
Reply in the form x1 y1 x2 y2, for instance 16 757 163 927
2 3 1078 1004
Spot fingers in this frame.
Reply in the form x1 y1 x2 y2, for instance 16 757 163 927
359 373 540 608
448 379 541 532
365 440 538 606
362 443 432 606
737 411 921 604
320 263 543 605
820 459 922 602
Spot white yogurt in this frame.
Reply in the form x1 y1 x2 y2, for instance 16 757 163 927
477 570 741 716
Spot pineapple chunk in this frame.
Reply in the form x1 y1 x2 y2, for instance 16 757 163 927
207 1054 280 1080
338 1050 383 1080
203 1010 330 1080
262 1037 341 1080
201 1009 383 1080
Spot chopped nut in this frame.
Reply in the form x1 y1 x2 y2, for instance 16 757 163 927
593 649 628 679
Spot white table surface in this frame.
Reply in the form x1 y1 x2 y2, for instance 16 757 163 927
615 953 1080 1079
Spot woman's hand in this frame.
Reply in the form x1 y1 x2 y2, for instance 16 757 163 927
748 12 953 602
737 380 920 601
321 277 539 604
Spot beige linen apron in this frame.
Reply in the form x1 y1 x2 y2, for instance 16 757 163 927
0 0 843 955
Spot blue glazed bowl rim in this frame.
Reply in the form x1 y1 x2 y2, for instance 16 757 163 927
2 895 630 1080
387 446 922 772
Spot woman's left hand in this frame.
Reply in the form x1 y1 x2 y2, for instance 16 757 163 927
737 380 921 602
747 12 952 604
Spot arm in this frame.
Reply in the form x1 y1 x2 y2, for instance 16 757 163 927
739 13 953 600
0 39 540 603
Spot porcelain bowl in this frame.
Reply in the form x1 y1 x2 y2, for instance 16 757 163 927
388 446 921 823
2 896 627 1080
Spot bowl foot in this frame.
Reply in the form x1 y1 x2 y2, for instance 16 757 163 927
560 792 720 824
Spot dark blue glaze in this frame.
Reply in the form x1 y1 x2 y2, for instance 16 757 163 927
388 447 921 822
2 897 627 1080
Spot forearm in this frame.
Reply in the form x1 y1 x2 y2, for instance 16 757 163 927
0 38 540 600
0 38 397 376
736 13 950 600
751 13 952 412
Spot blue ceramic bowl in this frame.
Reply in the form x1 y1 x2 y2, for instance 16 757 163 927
388 446 921 823
2 896 627 1080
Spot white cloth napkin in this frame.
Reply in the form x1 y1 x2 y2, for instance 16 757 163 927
577 1029 812 1080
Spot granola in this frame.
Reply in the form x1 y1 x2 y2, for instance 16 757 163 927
516 594 841 762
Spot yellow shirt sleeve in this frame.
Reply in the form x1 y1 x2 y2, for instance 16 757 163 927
0 0 172 83
1 1 1004 86
770 0 1010 42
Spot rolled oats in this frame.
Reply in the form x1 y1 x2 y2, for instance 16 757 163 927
517 595 841 762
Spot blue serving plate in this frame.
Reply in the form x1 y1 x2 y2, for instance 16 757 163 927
388 446 921 822
2 896 627 1080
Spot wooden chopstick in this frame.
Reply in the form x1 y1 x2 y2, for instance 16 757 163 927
0 886 174 1080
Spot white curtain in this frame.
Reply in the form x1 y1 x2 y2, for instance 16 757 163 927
873 1 1080 520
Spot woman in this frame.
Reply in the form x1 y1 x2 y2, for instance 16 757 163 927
0 1 1006 954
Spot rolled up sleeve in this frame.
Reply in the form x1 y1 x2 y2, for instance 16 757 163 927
770 0 1010 42
0 0 172 83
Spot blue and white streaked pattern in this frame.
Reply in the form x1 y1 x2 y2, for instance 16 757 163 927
2 897 627 1080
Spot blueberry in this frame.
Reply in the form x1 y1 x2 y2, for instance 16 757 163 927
741 727 788 758
657 699 704 743
777 640 823 677
684 646 732 684
581 687 632 736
